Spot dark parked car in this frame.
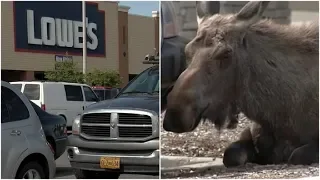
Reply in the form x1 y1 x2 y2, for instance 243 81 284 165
30 101 68 160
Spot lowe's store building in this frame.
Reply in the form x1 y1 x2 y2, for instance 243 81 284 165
1 1 159 87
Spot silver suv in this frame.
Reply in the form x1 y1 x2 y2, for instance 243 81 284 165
1 81 56 179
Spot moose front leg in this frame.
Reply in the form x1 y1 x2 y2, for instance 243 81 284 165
223 127 257 167
288 141 319 165
223 123 276 167
250 123 275 165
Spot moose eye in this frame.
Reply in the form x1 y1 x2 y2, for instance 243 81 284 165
205 40 213 47
194 37 202 43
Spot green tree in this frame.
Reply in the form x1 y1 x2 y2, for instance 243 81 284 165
85 69 122 87
44 61 84 83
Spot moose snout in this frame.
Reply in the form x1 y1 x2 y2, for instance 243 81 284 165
163 68 201 133
163 104 198 133
163 108 186 133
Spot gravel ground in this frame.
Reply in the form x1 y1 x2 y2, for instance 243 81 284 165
161 113 319 178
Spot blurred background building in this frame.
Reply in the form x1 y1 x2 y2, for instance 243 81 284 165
172 1 319 40
1 1 159 87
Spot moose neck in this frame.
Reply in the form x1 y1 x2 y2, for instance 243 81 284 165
235 20 319 129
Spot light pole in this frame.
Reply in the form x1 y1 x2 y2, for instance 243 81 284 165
82 1 87 75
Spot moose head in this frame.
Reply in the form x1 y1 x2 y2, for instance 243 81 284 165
163 1 270 133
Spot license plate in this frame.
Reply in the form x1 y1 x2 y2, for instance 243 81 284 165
100 157 120 169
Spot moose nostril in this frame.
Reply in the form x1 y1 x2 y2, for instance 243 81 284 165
163 121 169 131
162 109 178 131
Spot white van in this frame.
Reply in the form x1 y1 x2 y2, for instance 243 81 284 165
10 81 99 129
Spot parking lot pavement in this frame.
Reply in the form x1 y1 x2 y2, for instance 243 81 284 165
55 151 159 179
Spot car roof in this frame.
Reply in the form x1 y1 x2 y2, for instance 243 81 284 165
10 81 89 86
1 81 11 87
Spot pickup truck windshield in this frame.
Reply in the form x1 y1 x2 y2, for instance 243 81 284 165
119 66 159 96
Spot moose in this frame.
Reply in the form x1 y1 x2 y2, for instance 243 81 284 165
163 1 319 167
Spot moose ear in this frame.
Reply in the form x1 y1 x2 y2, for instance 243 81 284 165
196 1 220 25
236 1 269 25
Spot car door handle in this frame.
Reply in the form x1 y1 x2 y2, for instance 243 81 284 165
10 130 21 136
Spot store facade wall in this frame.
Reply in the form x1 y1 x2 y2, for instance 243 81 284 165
1 1 158 86
153 11 160 52
128 14 156 74
118 6 129 87
1 1 118 77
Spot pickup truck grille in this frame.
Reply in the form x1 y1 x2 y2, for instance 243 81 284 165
118 113 152 125
81 126 110 137
119 127 153 138
82 113 111 124
80 111 156 140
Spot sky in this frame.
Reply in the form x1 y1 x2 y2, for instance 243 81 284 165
118 1 159 17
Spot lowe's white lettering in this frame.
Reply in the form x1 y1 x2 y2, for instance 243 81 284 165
26 10 99 50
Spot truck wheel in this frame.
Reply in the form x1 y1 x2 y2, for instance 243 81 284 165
74 169 120 179
16 161 46 179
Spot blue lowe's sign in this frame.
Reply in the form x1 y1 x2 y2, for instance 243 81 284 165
14 1 106 57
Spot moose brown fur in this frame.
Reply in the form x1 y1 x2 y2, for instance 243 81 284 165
163 1 319 166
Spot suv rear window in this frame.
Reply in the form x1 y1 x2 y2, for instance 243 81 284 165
24 84 40 100
64 85 84 101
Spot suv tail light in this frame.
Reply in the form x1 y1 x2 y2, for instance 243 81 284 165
41 104 46 111
64 126 67 135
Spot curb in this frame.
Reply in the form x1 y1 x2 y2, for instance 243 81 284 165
161 156 224 173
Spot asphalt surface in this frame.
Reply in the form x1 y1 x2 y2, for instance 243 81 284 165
55 151 159 179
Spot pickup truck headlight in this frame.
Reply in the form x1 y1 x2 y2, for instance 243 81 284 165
72 115 81 135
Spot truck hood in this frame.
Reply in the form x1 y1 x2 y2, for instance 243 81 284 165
85 95 159 115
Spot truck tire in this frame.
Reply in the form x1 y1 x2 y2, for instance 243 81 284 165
16 161 46 179
74 169 120 179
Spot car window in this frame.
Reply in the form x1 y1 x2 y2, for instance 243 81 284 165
94 89 105 100
23 84 40 100
111 88 119 98
83 86 99 102
1 100 10 123
154 80 159 92
1 86 30 123
11 84 22 91
64 85 84 101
